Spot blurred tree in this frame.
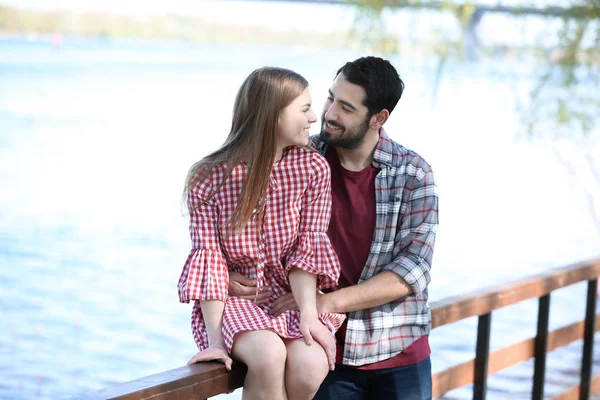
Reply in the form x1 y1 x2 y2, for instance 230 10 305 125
348 0 600 233
349 0 598 131
345 0 600 233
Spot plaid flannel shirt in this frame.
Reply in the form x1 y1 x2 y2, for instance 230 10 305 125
313 128 439 366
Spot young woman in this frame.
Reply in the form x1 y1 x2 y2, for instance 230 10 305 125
178 67 345 400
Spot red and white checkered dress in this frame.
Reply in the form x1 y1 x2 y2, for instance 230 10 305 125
178 146 345 353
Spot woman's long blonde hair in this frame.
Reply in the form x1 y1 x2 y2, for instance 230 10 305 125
183 67 309 235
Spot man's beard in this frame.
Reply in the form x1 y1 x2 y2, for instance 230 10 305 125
319 116 370 150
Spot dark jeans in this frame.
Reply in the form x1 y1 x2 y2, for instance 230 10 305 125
313 356 432 400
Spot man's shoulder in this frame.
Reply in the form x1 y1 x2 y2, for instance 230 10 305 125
310 135 326 155
378 133 434 177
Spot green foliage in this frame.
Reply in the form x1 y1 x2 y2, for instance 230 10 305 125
348 3 401 54
350 0 600 138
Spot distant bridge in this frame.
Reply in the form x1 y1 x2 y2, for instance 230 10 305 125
225 0 598 19
222 0 598 59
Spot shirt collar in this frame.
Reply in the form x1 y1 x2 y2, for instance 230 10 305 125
372 128 394 168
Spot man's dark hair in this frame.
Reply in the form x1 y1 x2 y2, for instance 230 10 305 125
335 56 404 117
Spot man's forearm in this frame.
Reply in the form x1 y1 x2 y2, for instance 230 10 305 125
321 271 412 313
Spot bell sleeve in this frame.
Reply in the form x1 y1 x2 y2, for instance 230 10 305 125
177 177 229 303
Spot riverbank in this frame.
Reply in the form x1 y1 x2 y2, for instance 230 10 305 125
0 5 351 48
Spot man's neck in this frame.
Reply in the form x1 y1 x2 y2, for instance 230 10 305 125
335 129 380 172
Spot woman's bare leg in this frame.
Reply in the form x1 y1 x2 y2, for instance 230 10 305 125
284 338 329 400
232 330 288 400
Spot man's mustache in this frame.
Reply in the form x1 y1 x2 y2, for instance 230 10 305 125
322 119 345 130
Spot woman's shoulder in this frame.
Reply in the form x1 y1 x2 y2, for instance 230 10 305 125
189 163 229 197
286 146 329 172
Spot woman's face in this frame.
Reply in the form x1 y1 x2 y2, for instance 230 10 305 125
277 87 317 149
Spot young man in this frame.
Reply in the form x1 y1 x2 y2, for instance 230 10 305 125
230 56 438 399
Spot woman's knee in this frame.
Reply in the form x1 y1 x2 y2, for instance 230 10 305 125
289 357 328 392
286 340 329 395
233 330 287 376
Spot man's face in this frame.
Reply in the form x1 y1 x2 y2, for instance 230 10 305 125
320 73 372 149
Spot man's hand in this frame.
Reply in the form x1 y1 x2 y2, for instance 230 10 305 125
228 271 271 305
271 292 298 315
272 292 332 316
298 314 336 371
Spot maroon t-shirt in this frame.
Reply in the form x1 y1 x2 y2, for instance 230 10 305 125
325 149 430 369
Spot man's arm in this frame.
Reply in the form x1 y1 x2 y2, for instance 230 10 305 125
320 271 411 313
379 168 438 296
272 168 438 316
271 271 411 315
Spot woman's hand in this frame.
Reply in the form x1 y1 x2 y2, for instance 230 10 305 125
187 343 233 371
299 314 336 371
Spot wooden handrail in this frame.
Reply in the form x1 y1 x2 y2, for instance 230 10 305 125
550 375 600 400
70 258 600 400
432 314 600 398
73 362 247 400
431 258 600 328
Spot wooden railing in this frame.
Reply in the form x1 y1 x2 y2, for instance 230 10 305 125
72 258 600 400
